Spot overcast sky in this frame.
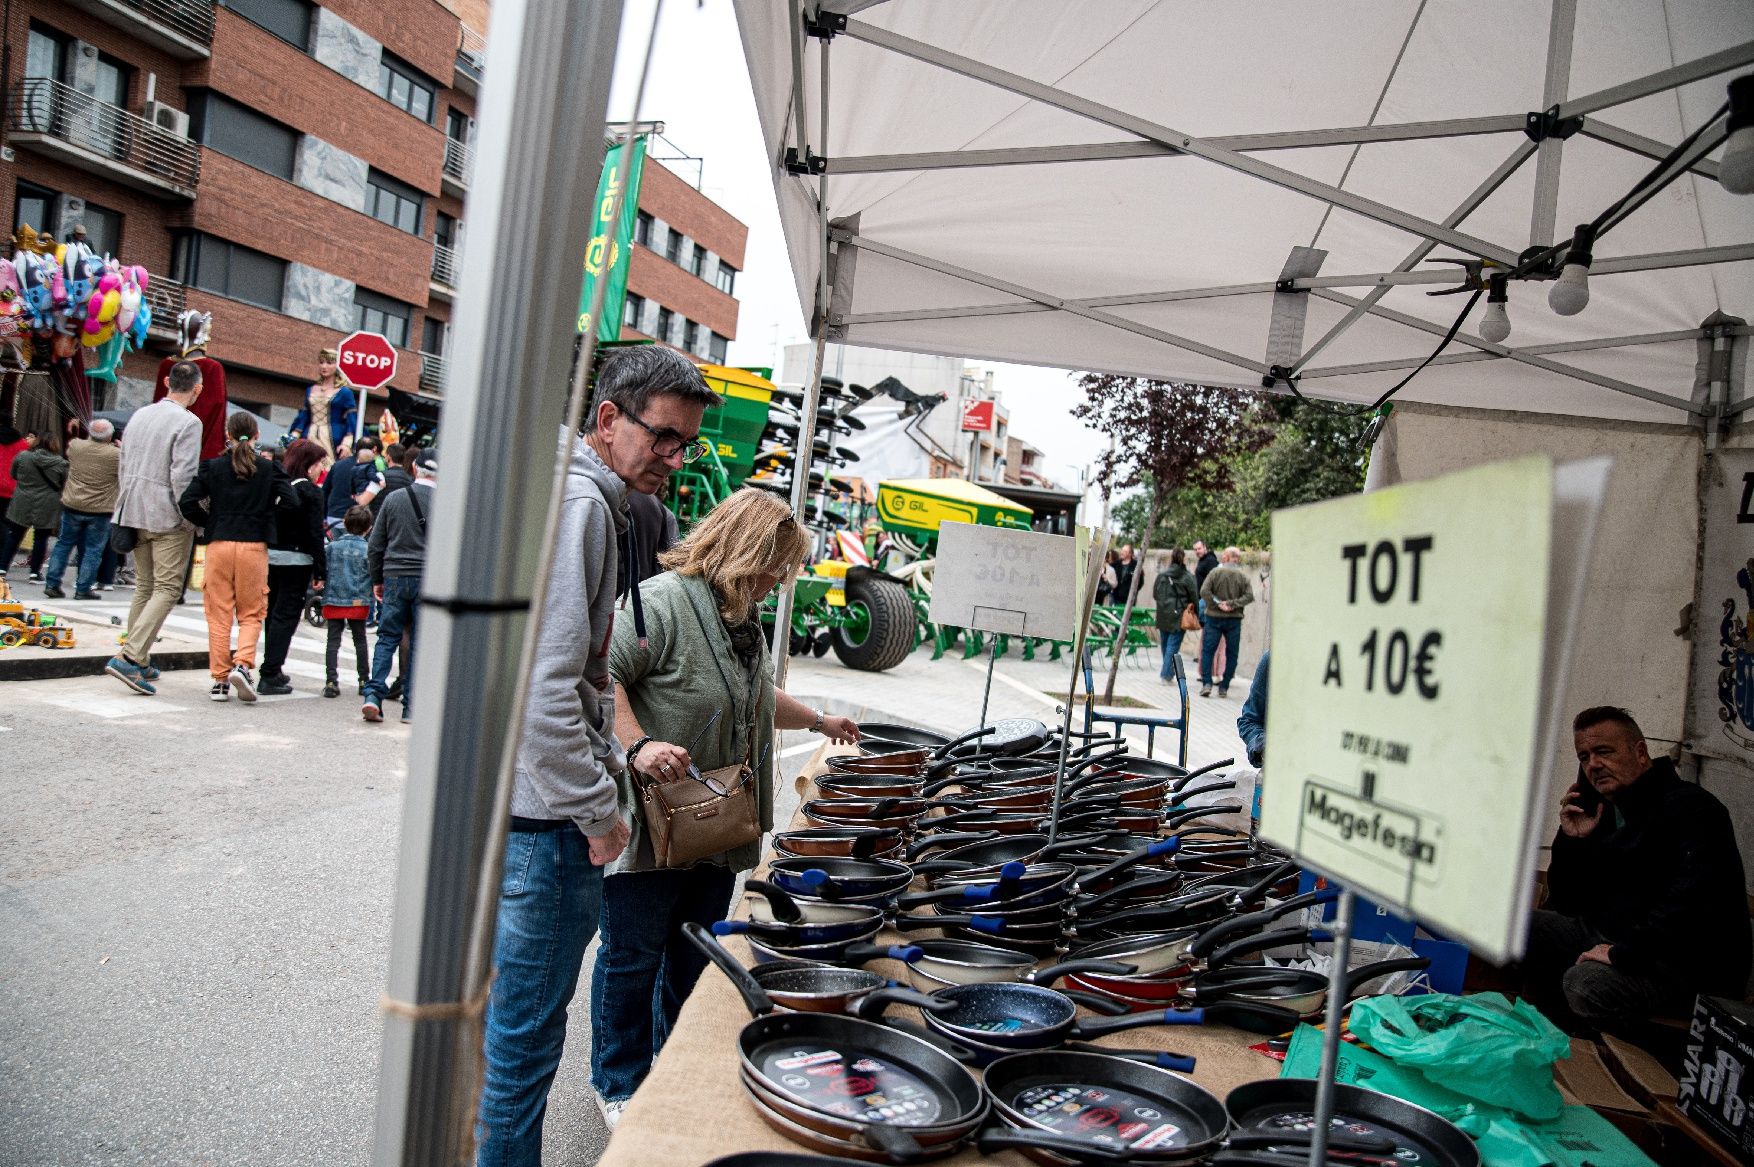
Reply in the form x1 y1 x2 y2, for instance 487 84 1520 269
603 0 1109 497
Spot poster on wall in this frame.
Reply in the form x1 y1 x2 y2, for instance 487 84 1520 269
1690 448 1754 765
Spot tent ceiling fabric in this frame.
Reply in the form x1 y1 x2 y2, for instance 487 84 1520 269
735 0 1754 424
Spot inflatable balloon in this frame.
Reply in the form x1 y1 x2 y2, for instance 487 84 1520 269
115 276 142 335
17 252 55 329
129 301 153 347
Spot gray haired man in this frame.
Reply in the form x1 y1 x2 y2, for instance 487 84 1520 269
106 362 203 695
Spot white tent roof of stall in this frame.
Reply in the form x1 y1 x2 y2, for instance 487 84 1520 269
734 0 1754 425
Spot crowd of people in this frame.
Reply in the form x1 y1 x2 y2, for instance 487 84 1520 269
1095 538 1260 700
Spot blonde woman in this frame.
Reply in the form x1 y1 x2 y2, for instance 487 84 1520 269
589 487 858 1127
288 348 358 460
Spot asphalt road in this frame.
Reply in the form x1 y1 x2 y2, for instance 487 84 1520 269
0 667 819 1167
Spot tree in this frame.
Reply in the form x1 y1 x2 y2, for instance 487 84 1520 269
1073 375 1272 701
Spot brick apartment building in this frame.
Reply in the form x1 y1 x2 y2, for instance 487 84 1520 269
3 0 744 435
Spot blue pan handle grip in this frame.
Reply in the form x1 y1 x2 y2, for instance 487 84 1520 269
1159 1007 1207 1025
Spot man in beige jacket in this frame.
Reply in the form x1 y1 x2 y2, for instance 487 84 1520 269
43 418 121 600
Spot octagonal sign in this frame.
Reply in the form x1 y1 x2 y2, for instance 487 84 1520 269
337 331 399 390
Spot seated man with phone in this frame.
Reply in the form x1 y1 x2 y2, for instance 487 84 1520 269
1523 706 1750 1035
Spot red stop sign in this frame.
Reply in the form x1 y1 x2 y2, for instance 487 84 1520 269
337 331 399 390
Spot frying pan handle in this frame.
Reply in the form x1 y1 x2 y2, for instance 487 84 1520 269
932 723 1000 759
905 831 1004 860
1205 926 1317 969
1169 778 1238 805
977 1128 1132 1166
1040 830 1129 859
1059 989 1134 1016
1073 1007 1208 1037
1170 757 1235 789
1203 1000 1303 1033
1339 955 1431 999
1027 958 1140 986
1228 858 1299 909
1163 802 1232 830
794 868 842 901
850 829 900 859
681 922 773 1018
919 772 971 797
910 858 976 876
849 987 954 1020
835 942 925 966
896 862 1024 909
1077 837 1181 890
1060 1041 1198 1073
741 879 803 924
1055 807 1123 832
892 913 1005 935
860 1121 926 1161
1187 889 1336 958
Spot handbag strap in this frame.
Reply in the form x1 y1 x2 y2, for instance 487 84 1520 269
681 583 765 769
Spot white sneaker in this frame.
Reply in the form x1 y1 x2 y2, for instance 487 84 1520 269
230 665 258 702
210 682 230 702
596 1096 627 1131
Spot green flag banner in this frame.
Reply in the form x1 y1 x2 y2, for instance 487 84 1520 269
577 135 648 340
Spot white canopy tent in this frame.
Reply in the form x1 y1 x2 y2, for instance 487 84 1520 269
735 0 1752 425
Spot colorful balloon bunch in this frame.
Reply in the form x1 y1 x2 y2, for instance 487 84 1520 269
5 238 154 380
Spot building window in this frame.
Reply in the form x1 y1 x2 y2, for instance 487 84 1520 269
366 170 424 235
191 92 298 180
421 316 446 355
682 319 698 352
78 203 124 257
708 333 728 364
355 287 412 348
434 212 457 250
14 181 56 237
379 52 436 123
173 233 287 311
623 293 644 331
689 245 707 279
715 263 737 296
635 211 653 247
222 0 312 49
655 306 673 344
664 229 684 266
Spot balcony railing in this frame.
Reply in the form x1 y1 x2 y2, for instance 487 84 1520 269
455 25 486 86
144 275 187 334
442 137 473 189
418 352 446 397
8 78 200 197
66 0 214 57
431 242 459 288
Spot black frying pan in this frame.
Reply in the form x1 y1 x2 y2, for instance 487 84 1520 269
772 827 904 860
685 924 929 1016
913 981 1222 1052
1225 1079 1480 1167
980 1049 1230 1162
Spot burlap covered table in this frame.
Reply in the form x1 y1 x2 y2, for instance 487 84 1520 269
597 744 1282 1167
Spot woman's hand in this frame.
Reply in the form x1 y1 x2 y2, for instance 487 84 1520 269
635 740 694 784
819 716 860 745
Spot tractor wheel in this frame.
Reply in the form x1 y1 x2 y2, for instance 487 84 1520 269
832 571 917 672
0 629 21 647
36 631 57 648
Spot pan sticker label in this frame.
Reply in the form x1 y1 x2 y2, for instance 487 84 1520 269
774 1050 842 1070
1130 1123 1185 1150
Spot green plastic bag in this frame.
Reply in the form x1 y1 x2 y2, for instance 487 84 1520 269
1348 992 1570 1121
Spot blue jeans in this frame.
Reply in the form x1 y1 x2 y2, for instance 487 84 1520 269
45 509 111 594
1200 616 1242 688
363 576 418 711
477 828 606 1167
589 865 738 1103
1158 629 1186 679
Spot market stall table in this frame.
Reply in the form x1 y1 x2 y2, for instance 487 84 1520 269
597 743 1288 1167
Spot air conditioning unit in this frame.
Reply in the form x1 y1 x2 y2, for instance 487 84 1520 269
143 101 189 138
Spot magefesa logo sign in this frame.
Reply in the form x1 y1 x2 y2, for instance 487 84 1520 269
1298 774 1441 899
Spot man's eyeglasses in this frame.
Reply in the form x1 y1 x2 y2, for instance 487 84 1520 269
620 407 709 464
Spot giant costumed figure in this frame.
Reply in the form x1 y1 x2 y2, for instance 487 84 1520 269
153 310 228 460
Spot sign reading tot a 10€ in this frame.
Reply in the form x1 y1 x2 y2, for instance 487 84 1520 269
1260 456 1556 961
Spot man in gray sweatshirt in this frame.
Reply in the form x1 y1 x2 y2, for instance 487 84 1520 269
477 345 719 1166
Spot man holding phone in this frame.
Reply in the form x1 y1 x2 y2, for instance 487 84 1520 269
1522 706 1749 1034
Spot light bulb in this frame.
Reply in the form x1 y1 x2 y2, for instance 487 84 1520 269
1723 124 1754 196
1479 301 1511 343
1548 262 1590 315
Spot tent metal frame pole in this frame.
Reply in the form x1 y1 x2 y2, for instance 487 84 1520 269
840 17 1523 265
1557 40 1754 120
785 0 811 163
370 0 625 1161
1289 141 1537 374
1309 287 1701 413
835 239 1753 330
1529 0 1577 248
1594 126 1729 239
1580 120 1722 182
1303 328 1728 379
837 233 1267 374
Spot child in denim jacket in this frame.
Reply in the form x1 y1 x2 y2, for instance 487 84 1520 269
321 505 374 697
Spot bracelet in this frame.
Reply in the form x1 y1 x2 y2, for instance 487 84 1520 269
812 709 824 733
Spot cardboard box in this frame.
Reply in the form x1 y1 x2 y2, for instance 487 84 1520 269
1556 1038 1646 1116
1602 1034 1680 1108
1678 995 1754 1161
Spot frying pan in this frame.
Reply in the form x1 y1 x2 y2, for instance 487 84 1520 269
897 862 1078 912
800 797 931 832
1192 955 1431 1016
909 981 1215 1052
816 774 926 800
767 856 914 903
825 750 929 775
909 831 1128 876
705 1154 873 1167
743 881 894 928
740 1067 978 1161
685 924 926 1016
902 939 1047 987
980 1050 1230 1164
738 1011 989 1160
1224 1079 1480 1167
747 936 924 968
772 827 905 860
715 906 884 948
1185 889 1336 960
857 723 952 752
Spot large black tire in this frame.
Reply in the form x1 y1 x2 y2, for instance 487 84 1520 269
832 570 917 672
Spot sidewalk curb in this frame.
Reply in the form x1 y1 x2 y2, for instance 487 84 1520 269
0 649 209 682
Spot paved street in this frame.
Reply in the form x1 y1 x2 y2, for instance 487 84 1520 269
0 596 1254 1166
